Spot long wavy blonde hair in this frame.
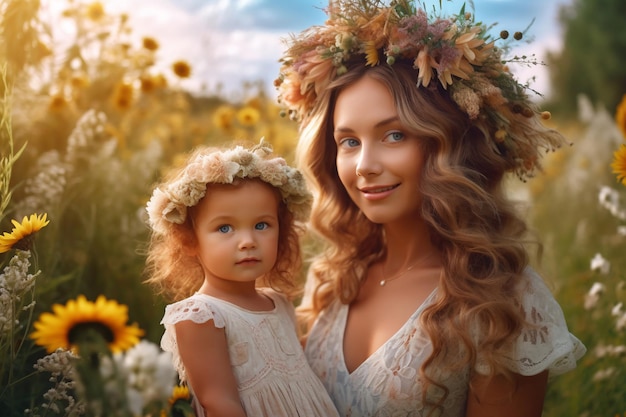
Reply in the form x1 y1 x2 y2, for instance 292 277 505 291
296 61 549 410
144 146 306 303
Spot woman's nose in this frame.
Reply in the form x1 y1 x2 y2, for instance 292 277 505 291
355 144 382 177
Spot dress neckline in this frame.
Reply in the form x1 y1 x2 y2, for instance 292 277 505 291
339 288 438 376
193 289 278 314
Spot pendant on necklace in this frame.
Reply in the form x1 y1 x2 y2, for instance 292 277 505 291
380 279 387 286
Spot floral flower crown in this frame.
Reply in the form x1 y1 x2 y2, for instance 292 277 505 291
146 141 312 235
275 0 567 178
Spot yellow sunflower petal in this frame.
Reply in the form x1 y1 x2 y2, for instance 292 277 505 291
611 144 626 185
0 213 49 252
31 295 144 354
364 41 379 67
616 94 626 139
169 385 191 405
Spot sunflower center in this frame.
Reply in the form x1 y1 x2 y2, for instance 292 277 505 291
14 234 35 251
68 321 115 345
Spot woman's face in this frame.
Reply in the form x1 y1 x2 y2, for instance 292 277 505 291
333 75 424 225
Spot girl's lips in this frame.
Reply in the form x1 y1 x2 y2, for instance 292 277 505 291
236 258 260 265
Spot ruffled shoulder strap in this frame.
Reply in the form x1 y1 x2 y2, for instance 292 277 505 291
161 294 226 328
160 294 226 382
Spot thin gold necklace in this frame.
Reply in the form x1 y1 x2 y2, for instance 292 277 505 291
379 257 427 286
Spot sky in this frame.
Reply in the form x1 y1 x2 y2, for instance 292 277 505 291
42 0 572 100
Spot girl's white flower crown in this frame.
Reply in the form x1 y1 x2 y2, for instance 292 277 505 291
146 141 312 235
275 0 568 179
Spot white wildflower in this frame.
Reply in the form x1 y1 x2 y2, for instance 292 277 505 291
618 225 626 236
13 150 68 218
31 349 83 416
598 186 626 220
594 343 626 358
584 282 605 310
66 109 109 163
590 253 610 274
616 312 626 332
0 250 40 333
112 340 177 414
612 302 623 317
592 367 616 382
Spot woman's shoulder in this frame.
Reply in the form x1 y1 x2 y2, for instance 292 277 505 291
500 266 587 376
517 267 563 306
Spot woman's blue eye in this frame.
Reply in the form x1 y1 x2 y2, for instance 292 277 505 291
255 222 269 230
339 138 360 148
387 131 404 142
218 225 232 233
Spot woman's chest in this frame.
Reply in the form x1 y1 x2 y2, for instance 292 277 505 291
343 276 438 373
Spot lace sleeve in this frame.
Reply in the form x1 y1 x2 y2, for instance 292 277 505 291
477 268 586 378
159 295 225 382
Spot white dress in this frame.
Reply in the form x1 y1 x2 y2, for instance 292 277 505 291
304 268 586 417
160 288 339 417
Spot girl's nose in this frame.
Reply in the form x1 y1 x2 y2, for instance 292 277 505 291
238 231 256 250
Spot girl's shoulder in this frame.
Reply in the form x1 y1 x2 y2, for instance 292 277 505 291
160 294 226 329
258 287 295 312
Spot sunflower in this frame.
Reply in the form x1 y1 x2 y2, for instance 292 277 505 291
111 82 134 110
140 75 157 94
168 385 191 406
0 213 50 253
212 105 236 130
85 2 105 21
236 106 261 127
611 144 626 185
142 36 160 51
31 295 144 354
172 60 192 79
48 95 67 112
616 94 626 139
167 385 194 416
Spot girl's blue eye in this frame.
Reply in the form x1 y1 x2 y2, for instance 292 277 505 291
218 225 232 233
255 222 269 230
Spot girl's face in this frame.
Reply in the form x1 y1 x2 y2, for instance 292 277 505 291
333 75 424 225
190 180 280 285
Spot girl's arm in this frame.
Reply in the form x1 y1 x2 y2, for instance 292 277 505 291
175 320 247 417
465 370 549 417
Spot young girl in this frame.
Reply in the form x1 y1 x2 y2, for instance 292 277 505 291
275 1 586 416
144 142 339 417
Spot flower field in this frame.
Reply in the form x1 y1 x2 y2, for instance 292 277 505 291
1 1 625 416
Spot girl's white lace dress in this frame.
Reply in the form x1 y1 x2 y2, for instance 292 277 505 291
160 288 339 417
304 268 586 417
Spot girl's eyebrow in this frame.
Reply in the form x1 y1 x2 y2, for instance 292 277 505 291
334 116 400 133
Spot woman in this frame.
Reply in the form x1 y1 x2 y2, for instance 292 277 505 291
275 1 586 416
